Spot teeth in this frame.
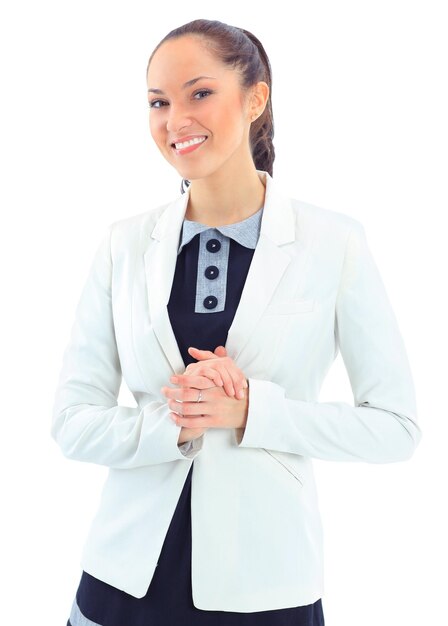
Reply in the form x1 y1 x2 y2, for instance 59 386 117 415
174 136 207 149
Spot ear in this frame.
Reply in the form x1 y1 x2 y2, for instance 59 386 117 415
248 81 270 121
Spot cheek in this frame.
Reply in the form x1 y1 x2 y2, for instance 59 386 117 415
149 116 165 144
205 96 241 132
220 100 246 142
210 113 244 151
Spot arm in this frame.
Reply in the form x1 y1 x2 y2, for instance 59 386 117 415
177 437 204 455
51 225 202 468
237 222 422 463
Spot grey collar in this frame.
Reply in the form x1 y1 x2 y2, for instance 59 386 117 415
177 206 264 255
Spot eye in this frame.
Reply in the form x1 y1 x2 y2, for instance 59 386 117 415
148 89 213 110
148 99 167 109
193 89 213 100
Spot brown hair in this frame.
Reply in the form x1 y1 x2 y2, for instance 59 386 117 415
146 19 275 194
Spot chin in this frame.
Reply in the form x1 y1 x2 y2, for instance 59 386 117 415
172 163 217 182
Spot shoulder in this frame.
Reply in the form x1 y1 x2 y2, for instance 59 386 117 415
291 196 363 232
289 196 365 247
106 200 175 255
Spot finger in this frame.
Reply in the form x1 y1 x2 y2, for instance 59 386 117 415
180 366 224 386
232 373 249 399
168 399 213 418
170 414 211 429
185 361 239 399
162 385 211 402
170 368 223 389
187 362 233 397
183 353 247 399
187 346 218 360
216 358 247 398
168 400 212 420
214 365 235 397
213 366 246 399
214 345 227 357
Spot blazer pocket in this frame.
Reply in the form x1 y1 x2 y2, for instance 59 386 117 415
261 448 304 487
264 298 316 315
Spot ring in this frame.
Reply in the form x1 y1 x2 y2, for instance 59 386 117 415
196 390 203 403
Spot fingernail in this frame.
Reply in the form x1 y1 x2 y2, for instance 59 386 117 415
170 376 178 383
237 389 245 399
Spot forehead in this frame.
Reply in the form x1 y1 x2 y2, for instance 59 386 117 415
147 36 232 85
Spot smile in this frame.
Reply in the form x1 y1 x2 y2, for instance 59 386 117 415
172 136 208 155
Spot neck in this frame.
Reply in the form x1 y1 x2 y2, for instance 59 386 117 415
184 163 266 227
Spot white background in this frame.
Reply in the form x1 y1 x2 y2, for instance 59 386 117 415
1 1 447 624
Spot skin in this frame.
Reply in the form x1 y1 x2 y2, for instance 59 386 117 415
147 35 270 445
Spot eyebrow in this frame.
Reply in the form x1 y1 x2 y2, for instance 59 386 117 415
147 75 217 94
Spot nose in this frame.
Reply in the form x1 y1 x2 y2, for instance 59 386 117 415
166 103 193 134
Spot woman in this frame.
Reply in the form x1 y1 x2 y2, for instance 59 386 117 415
52 18 422 626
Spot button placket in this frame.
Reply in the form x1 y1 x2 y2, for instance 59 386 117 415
195 230 229 313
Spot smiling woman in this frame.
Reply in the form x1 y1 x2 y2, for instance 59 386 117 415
146 24 273 206
53 16 420 626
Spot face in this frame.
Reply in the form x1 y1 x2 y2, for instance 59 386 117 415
146 36 263 181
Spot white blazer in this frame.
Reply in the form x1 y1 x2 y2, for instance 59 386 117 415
51 169 422 612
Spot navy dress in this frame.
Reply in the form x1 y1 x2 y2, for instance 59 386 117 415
68 209 325 626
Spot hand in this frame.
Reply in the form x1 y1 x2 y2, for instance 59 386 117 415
161 377 248 435
180 345 248 399
161 346 249 446
162 371 217 445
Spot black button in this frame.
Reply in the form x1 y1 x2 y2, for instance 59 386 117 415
203 296 218 309
206 238 221 253
205 265 219 280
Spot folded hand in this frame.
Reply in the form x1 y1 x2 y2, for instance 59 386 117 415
161 346 249 445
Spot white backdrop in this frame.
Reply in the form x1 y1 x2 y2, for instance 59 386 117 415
1 1 446 624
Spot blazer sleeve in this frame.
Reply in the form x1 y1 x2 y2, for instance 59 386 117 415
237 221 422 463
51 224 202 468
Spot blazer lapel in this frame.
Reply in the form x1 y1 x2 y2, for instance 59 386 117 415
143 192 189 375
225 172 296 362
143 170 297 374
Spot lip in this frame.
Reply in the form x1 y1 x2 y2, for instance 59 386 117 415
171 135 208 156
170 134 208 147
